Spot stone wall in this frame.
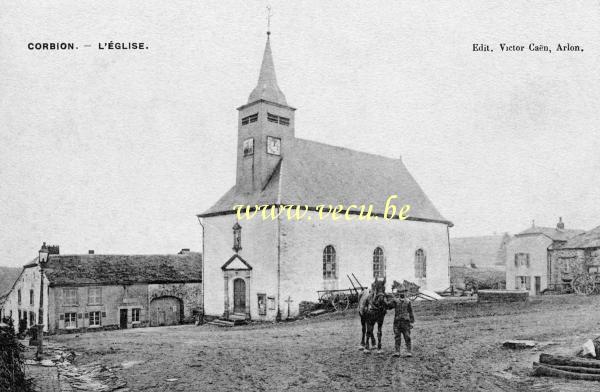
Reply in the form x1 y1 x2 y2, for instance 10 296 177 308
548 248 586 286
477 290 528 303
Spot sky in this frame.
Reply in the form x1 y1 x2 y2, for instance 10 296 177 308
0 1 599 267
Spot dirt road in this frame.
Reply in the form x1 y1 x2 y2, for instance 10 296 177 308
50 295 600 391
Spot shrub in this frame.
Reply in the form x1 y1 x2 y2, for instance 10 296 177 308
0 319 34 392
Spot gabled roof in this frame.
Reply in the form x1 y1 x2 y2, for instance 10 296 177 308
516 226 584 242
200 138 450 225
221 254 252 270
450 234 510 268
559 226 600 249
43 252 202 287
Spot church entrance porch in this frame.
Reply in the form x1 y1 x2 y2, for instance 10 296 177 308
221 254 252 320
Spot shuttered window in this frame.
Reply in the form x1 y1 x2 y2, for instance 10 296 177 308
89 311 101 326
515 253 530 268
64 313 77 328
241 113 258 125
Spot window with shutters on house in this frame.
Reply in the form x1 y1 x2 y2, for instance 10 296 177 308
89 311 101 327
514 253 530 268
64 312 77 328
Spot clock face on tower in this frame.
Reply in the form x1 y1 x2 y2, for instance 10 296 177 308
266 136 281 156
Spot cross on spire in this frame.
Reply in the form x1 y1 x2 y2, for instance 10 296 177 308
266 5 273 35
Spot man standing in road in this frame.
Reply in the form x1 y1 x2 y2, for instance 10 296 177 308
389 284 415 357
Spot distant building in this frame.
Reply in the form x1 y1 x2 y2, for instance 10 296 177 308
0 293 7 320
505 218 583 295
450 233 511 269
0 244 202 334
548 225 600 291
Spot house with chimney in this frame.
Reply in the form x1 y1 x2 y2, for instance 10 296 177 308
548 225 600 293
0 243 202 334
505 218 584 296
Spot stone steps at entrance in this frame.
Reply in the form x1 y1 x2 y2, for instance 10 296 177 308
207 315 248 327
207 319 235 327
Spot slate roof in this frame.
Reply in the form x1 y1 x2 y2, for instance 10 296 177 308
200 138 450 225
559 226 600 249
516 226 584 242
450 234 510 268
247 36 288 106
43 252 202 287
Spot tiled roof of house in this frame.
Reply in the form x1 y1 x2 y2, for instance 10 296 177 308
200 138 450 225
516 226 584 242
559 226 600 249
43 252 202 287
450 234 510 268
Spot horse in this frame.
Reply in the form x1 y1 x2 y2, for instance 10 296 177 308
358 278 388 353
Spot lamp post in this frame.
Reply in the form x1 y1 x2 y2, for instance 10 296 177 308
37 242 49 359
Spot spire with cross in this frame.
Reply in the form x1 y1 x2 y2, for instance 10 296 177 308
266 5 272 35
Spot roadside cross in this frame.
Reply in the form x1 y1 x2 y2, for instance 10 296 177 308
285 296 293 318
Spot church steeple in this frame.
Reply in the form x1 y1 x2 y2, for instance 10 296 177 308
247 34 287 106
235 23 295 194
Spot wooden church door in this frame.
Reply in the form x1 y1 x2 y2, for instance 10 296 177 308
233 278 246 314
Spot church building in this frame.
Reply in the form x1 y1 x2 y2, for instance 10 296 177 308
197 32 452 321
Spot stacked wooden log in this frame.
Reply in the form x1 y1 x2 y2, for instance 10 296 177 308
533 353 600 381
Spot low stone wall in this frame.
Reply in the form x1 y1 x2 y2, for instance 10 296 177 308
477 290 528 303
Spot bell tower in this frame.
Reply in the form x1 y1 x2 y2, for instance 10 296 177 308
235 31 296 194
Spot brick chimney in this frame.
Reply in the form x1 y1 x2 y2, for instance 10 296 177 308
88 250 94 254
178 248 190 254
557 217 565 230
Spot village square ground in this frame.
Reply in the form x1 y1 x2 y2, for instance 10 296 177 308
45 295 600 392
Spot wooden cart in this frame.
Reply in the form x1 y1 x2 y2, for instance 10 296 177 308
317 274 367 311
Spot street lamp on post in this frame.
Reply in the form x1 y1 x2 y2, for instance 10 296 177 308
37 242 49 359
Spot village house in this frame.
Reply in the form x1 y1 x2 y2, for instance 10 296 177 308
0 243 202 334
505 218 583 296
548 225 600 293
197 32 453 322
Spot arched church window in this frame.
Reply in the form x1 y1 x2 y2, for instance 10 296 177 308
373 247 385 279
232 223 242 252
415 249 426 278
323 245 336 279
